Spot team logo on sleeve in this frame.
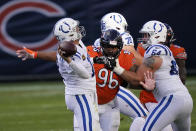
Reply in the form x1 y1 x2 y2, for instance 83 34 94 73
82 54 86 60
0 0 66 55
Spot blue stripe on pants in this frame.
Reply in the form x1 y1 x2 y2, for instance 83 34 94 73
82 95 92 131
143 96 167 131
76 95 86 131
117 93 141 117
119 88 147 116
143 95 173 131
148 95 173 130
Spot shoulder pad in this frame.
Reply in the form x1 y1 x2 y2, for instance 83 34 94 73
93 38 101 47
144 44 172 58
121 32 134 46
170 44 187 59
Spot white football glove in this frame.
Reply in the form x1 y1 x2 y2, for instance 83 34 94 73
113 59 125 75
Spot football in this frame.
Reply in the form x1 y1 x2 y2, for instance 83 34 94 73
59 41 77 57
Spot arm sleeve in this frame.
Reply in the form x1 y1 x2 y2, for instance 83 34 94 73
69 60 90 79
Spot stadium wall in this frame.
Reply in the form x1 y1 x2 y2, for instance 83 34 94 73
0 0 195 80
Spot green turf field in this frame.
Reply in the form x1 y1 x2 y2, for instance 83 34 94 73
0 76 195 131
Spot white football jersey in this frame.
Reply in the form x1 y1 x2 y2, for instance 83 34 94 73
93 32 134 47
144 44 188 100
57 41 96 95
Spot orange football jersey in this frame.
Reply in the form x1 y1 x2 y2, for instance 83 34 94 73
87 45 135 104
170 44 187 60
137 43 187 104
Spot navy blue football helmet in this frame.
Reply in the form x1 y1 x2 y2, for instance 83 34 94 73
100 29 123 58
164 23 176 45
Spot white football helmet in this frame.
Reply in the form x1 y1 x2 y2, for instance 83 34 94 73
101 12 128 34
139 20 167 49
53 18 85 42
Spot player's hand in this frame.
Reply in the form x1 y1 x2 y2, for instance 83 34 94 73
16 47 37 61
58 46 72 63
113 59 125 75
140 71 155 91
93 56 106 64
104 57 116 70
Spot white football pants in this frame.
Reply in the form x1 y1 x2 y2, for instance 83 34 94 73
65 92 102 131
142 91 193 131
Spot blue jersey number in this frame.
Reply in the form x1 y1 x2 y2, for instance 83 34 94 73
170 60 179 75
151 49 161 56
125 37 132 45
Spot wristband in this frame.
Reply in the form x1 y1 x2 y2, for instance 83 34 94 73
34 51 38 59
24 47 38 59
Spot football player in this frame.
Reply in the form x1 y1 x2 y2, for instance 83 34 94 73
109 20 192 131
87 29 149 131
89 12 149 130
94 12 143 65
137 23 187 130
91 13 149 130
17 18 102 131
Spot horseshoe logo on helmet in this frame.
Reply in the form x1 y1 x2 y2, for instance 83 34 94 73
113 15 122 24
153 23 164 33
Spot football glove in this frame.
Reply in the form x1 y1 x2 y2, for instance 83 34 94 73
16 47 37 61
104 57 116 70
113 59 125 75
93 56 107 64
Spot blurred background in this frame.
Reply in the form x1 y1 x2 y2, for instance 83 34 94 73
0 0 195 81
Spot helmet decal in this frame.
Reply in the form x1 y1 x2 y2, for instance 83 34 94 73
59 24 69 33
113 15 122 24
153 23 164 33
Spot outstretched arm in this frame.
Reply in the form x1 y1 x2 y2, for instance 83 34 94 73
136 56 162 79
110 56 161 90
16 47 57 62
123 45 143 65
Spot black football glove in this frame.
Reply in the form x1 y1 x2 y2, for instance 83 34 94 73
104 57 116 70
93 56 107 64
